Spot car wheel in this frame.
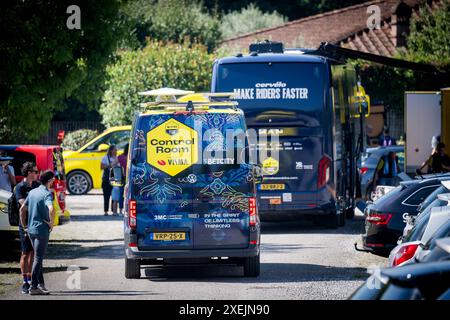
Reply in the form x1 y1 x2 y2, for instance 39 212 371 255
67 171 91 195
125 257 141 279
243 253 260 277
345 207 355 219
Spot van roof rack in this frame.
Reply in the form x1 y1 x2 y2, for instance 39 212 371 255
139 88 238 112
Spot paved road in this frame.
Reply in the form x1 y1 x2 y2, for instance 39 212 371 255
0 191 386 300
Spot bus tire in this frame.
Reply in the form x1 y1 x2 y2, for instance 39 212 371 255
326 213 339 229
125 258 141 279
243 254 260 277
339 210 346 227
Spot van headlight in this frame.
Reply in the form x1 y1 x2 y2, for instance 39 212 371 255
0 202 8 214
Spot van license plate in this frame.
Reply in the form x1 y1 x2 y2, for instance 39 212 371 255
151 232 186 241
260 184 285 190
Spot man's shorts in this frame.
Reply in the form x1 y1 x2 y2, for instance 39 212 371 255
18 225 33 253
111 186 123 202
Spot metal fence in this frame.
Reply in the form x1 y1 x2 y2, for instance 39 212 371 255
38 121 105 145
386 108 404 140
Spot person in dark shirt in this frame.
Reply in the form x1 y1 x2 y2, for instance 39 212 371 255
14 162 40 294
430 143 450 173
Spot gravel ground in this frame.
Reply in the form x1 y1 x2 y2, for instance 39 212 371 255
0 190 386 300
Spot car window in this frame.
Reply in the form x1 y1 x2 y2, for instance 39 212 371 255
425 220 450 250
3 150 36 176
404 213 430 242
403 186 439 206
419 186 445 211
84 130 130 152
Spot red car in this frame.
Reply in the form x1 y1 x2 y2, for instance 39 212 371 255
0 145 70 225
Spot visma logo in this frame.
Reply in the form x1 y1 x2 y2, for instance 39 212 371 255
157 160 166 166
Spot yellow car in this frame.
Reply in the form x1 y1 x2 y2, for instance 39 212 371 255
63 126 131 195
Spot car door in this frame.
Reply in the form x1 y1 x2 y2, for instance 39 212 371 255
133 113 196 250
191 112 251 249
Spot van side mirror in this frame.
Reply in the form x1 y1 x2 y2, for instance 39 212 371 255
98 143 109 152
253 164 263 183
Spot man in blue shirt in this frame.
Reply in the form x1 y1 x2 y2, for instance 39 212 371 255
19 170 55 295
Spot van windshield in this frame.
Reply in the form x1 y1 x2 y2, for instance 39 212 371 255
215 62 326 127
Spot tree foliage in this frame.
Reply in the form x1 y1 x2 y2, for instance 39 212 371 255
62 129 99 151
407 0 450 66
355 1 450 114
100 41 214 127
0 0 126 143
123 0 221 51
220 4 287 39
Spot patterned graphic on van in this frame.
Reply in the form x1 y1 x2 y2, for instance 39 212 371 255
194 165 252 212
139 166 182 204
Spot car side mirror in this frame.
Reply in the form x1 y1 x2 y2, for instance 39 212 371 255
97 143 109 152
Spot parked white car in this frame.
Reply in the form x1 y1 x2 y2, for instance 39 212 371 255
0 189 18 237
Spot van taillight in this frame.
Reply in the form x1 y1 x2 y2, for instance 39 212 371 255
249 197 257 226
318 156 331 188
129 200 137 229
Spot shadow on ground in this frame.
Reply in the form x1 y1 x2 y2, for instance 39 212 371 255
143 262 369 284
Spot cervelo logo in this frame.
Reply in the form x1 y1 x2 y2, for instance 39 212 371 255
255 81 287 88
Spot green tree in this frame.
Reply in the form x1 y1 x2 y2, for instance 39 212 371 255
407 0 450 66
123 0 221 51
219 3 287 39
0 1 127 143
100 41 214 127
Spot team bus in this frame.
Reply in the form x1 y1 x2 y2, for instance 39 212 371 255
212 41 369 228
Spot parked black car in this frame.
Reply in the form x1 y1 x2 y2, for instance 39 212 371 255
361 175 450 257
350 260 450 300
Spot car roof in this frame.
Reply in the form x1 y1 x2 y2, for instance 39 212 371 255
141 108 242 116
0 145 61 151
215 52 327 65
366 146 404 153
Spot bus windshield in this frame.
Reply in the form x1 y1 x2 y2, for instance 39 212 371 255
215 62 326 127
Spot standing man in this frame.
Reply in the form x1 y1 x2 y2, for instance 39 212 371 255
374 151 400 187
378 127 396 147
0 151 15 192
15 162 40 294
19 170 55 295
100 145 118 216
112 143 128 216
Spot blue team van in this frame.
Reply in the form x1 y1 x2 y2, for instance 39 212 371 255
123 89 261 278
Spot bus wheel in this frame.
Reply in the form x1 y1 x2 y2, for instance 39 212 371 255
339 210 346 227
326 213 339 229
243 254 260 277
125 258 141 279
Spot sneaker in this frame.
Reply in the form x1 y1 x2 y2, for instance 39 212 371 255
112 212 119 216
29 287 46 295
104 212 109 216
37 285 50 295
21 282 30 294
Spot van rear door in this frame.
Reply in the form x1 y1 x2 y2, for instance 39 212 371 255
133 113 197 250
191 112 252 249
